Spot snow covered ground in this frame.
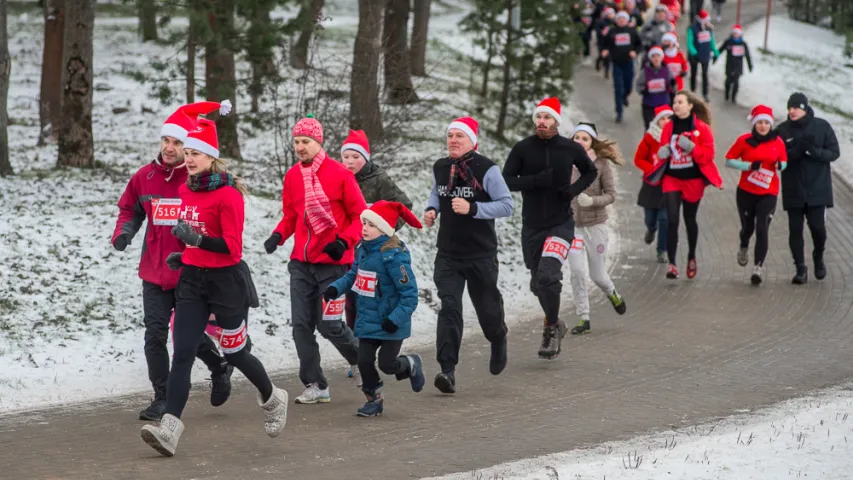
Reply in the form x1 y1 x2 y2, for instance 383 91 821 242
709 14 853 184
0 2 619 413
429 383 853 480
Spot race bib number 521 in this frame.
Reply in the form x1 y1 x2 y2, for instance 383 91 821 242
152 198 182 226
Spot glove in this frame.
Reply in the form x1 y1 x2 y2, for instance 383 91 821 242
677 135 695 153
323 286 338 302
322 237 348 261
750 161 762 171
113 234 129 252
576 192 594 207
166 252 184 271
381 318 399 334
264 233 282 254
172 219 202 246
657 145 671 159
533 168 554 187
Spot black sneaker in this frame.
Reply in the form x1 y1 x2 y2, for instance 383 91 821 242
571 319 591 335
623 96 630 107
434 372 456 394
813 251 827 280
489 336 508 375
644 230 655 245
792 264 808 285
138 398 166 421
210 364 234 407
538 323 563 360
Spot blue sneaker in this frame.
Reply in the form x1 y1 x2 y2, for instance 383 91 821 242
406 354 425 393
357 387 383 417
347 368 353 378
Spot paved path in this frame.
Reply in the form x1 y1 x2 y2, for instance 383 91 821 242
4 3 853 479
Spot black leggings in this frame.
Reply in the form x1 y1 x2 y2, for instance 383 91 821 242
725 74 741 101
357 338 410 394
666 191 701 264
166 265 273 418
787 205 827 266
689 56 710 98
736 188 777 266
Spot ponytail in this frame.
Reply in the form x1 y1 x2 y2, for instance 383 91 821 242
591 137 625 166
211 157 250 197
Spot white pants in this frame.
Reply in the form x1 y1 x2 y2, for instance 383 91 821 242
568 223 615 318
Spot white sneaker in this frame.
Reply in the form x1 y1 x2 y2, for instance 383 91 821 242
294 383 330 404
141 413 184 457
258 386 288 438
352 365 363 388
751 265 764 285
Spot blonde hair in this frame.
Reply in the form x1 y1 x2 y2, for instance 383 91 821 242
210 155 250 197
676 90 712 126
591 137 625 166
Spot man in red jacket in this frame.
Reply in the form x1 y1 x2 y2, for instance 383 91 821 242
264 115 367 405
112 102 234 421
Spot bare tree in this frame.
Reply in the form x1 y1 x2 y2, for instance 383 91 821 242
382 0 418 104
350 0 384 139
410 0 431 77
0 0 12 176
186 4 198 103
291 0 324 69
57 0 94 168
138 0 158 42
495 0 513 139
205 0 241 159
38 0 64 145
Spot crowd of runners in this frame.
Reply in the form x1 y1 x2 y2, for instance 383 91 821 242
111 0 841 458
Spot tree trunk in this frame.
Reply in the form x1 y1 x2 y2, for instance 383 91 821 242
290 0 324 69
248 2 274 113
0 0 12 177
138 0 157 42
480 29 495 99
495 0 513 140
205 0 241 159
410 0 430 77
57 0 94 168
350 0 384 140
186 8 196 103
38 0 64 146
382 0 418 104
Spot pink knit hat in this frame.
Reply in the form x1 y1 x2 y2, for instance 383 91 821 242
292 114 323 144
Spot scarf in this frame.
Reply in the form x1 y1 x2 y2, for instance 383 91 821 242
665 47 678 58
448 150 482 193
535 125 559 140
301 149 337 235
648 122 663 143
187 171 236 192
746 127 778 147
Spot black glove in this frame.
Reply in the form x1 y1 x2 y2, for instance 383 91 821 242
172 219 202 246
533 168 554 187
113 234 129 252
323 286 338 302
381 318 398 334
322 237 348 261
750 161 762 171
166 252 184 271
264 233 282 254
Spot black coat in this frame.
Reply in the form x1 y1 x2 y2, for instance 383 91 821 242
776 107 840 210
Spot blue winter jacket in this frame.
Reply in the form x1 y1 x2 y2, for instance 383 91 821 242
329 235 418 341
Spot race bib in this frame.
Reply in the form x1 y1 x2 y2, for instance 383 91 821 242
542 236 571 264
569 237 585 256
322 295 347 321
647 78 667 93
602 26 610 36
219 320 248 354
731 45 745 56
747 167 774 190
615 33 631 46
667 62 682 76
353 269 377 297
152 198 182 226
669 136 694 169
582 17 592 26
697 31 711 43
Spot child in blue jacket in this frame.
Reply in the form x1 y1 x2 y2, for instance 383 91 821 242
324 201 426 417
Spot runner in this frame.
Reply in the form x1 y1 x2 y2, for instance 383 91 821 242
640 5 676 52
112 101 234 422
686 10 719 102
724 105 787 285
711 0 725 22
636 45 675 130
662 32 689 102
502 98 598 359
578 0 596 58
776 93 840 284
634 104 673 264
623 0 644 28
324 201 426 417
646 90 723 279
425 116 513 393
264 115 366 404
568 123 627 335
715 24 753 104
600 11 643 122
140 118 288 457
595 7 617 79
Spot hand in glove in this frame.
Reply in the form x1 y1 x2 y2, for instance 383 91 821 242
750 161 762 171
172 220 202 246
381 318 399 334
533 168 554 187
657 145 671 159
677 135 695 153
576 192 594 207
323 286 338 302
166 252 184 271
113 234 130 252
322 237 348 261
264 233 282 254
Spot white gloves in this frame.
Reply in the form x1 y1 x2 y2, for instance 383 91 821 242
658 145 671 159
577 193 594 207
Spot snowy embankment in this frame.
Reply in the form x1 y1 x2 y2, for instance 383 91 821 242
430 383 853 480
0 2 618 413
709 14 853 184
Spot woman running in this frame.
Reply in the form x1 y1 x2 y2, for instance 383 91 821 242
634 105 673 263
568 122 627 335
647 90 723 279
724 105 787 285
141 118 288 457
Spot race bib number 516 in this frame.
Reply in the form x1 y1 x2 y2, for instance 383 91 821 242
152 198 182 226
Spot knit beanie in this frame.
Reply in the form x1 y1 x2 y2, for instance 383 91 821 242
292 114 324 144
787 92 809 111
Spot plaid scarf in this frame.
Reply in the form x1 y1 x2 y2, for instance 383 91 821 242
301 149 337 235
187 171 236 192
448 150 482 192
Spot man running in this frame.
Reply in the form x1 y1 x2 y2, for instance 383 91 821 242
600 11 643 123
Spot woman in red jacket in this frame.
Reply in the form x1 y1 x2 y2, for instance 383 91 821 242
647 90 722 279
141 119 288 457
724 105 787 285
634 104 673 263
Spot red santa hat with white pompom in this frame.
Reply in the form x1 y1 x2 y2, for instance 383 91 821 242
361 200 423 237
748 104 775 127
160 100 231 143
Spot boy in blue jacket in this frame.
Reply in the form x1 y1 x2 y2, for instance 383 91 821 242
324 201 426 417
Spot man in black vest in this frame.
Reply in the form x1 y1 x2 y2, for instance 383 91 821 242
424 116 514 394
503 97 598 360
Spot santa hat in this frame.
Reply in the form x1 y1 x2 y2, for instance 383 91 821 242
341 129 371 161
732 24 743 35
572 122 598 140
160 100 231 143
748 104 775 127
651 105 674 125
292 114 324 144
602 7 615 17
361 200 423 237
697 9 711 23
447 116 479 150
183 118 220 158
661 32 678 45
648 45 664 58
615 11 630 21
532 97 561 125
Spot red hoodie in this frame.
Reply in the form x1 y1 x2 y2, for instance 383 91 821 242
178 183 243 268
273 152 367 265
112 158 187 290
725 133 788 197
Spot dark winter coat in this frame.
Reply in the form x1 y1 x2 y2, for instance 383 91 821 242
641 18 676 50
717 36 753 76
503 134 598 229
687 22 720 62
776 107 840 210
636 62 674 107
355 161 412 229
602 24 643 65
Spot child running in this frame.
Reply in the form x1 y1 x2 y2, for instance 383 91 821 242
715 24 753 104
634 105 673 263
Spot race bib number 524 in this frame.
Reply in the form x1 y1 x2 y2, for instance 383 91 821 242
152 198 182 226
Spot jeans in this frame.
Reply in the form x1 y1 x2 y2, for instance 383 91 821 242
612 61 635 115
644 206 668 255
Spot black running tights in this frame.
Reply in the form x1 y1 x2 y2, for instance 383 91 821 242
666 191 701 265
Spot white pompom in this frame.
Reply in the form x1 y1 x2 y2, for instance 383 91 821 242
219 99 232 116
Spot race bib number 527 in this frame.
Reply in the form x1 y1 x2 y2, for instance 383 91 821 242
152 198 182 226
